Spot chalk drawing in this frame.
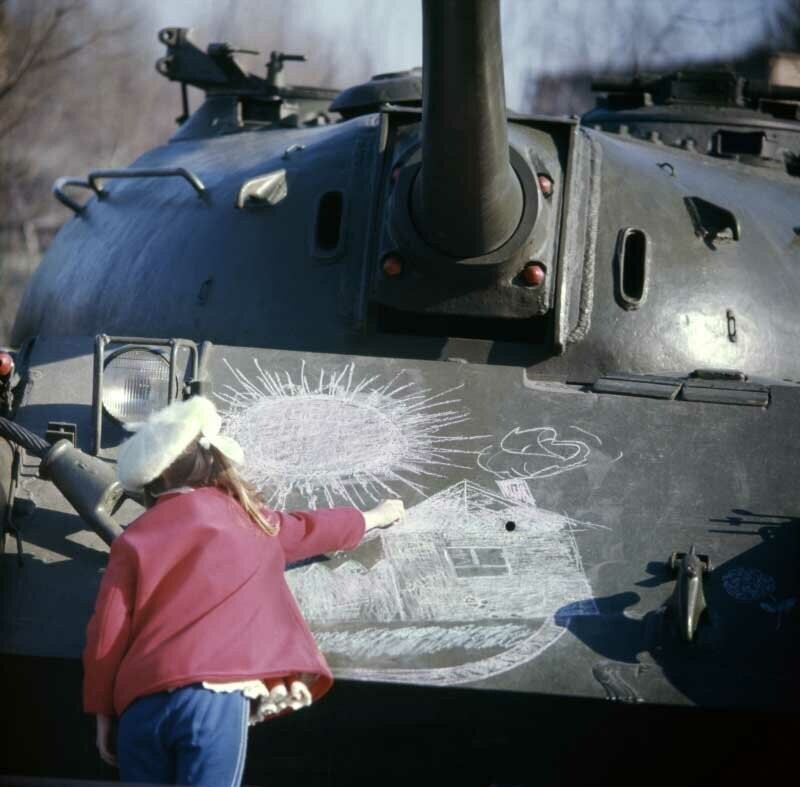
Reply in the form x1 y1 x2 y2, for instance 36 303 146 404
478 426 592 480
592 661 647 703
760 597 797 630
216 360 487 509
722 567 776 602
285 480 599 685
479 424 623 486
216 361 604 683
496 478 536 504
723 568 795 629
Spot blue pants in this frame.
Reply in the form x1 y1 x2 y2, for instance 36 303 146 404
118 684 249 786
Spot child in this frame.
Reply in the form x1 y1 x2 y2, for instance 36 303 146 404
83 395 404 786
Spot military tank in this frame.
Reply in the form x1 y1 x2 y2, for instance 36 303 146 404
2 1 798 784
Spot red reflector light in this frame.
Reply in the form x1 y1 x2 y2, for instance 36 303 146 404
0 352 14 377
522 263 546 287
382 254 404 277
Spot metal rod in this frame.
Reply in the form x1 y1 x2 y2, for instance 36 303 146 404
179 82 190 124
87 168 207 197
92 334 107 456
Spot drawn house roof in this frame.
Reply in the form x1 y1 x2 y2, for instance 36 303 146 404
399 479 570 536
289 479 598 625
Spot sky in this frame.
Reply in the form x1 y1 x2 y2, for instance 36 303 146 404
130 0 785 109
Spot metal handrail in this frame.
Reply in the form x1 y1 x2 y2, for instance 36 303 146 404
52 177 102 215
87 167 207 197
53 168 208 215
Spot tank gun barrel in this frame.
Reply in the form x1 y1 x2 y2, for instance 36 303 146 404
412 0 523 259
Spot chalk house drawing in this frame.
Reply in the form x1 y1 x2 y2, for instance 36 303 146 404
216 360 487 509
289 480 599 685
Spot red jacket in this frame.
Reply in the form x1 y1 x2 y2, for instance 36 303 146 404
82 486 365 716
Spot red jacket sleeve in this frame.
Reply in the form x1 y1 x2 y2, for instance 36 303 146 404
277 507 365 564
83 537 137 715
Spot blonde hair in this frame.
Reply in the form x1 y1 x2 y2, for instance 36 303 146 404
144 440 279 536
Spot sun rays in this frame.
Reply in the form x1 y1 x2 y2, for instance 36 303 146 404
216 359 486 509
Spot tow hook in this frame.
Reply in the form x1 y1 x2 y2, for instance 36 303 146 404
666 545 712 642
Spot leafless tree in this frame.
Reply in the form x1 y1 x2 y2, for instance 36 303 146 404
0 0 125 139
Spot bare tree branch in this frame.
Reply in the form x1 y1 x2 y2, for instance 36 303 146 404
28 17 136 73
0 5 69 101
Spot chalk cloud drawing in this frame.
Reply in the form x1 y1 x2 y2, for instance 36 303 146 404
217 360 486 509
479 424 623 492
286 480 599 685
478 426 590 480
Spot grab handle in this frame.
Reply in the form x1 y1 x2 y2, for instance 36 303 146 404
87 167 207 197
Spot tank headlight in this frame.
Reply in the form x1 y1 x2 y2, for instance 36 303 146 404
102 347 172 425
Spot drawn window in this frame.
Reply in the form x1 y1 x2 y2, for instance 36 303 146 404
446 547 509 578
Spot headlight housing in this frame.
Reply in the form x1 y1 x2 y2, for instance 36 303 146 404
102 346 172 425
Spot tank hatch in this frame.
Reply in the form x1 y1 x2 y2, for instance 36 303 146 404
330 70 422 119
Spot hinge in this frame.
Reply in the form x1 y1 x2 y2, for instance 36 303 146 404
593 369 770 407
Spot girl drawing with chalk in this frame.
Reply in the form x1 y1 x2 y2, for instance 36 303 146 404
83 396 404 786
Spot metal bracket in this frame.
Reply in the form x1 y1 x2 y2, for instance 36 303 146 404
236 169 288 208
666 545 712 642
684 196 740 247
46 422 77 447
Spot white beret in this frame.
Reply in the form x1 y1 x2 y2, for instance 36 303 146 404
116 396 244 492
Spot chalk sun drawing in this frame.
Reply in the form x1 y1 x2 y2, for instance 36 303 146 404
216 360 486 508
287 480 599 685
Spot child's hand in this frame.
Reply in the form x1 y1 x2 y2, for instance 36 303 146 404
264 677 312 716
288 680 312 710
95 714 117 768
363 499 404 530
